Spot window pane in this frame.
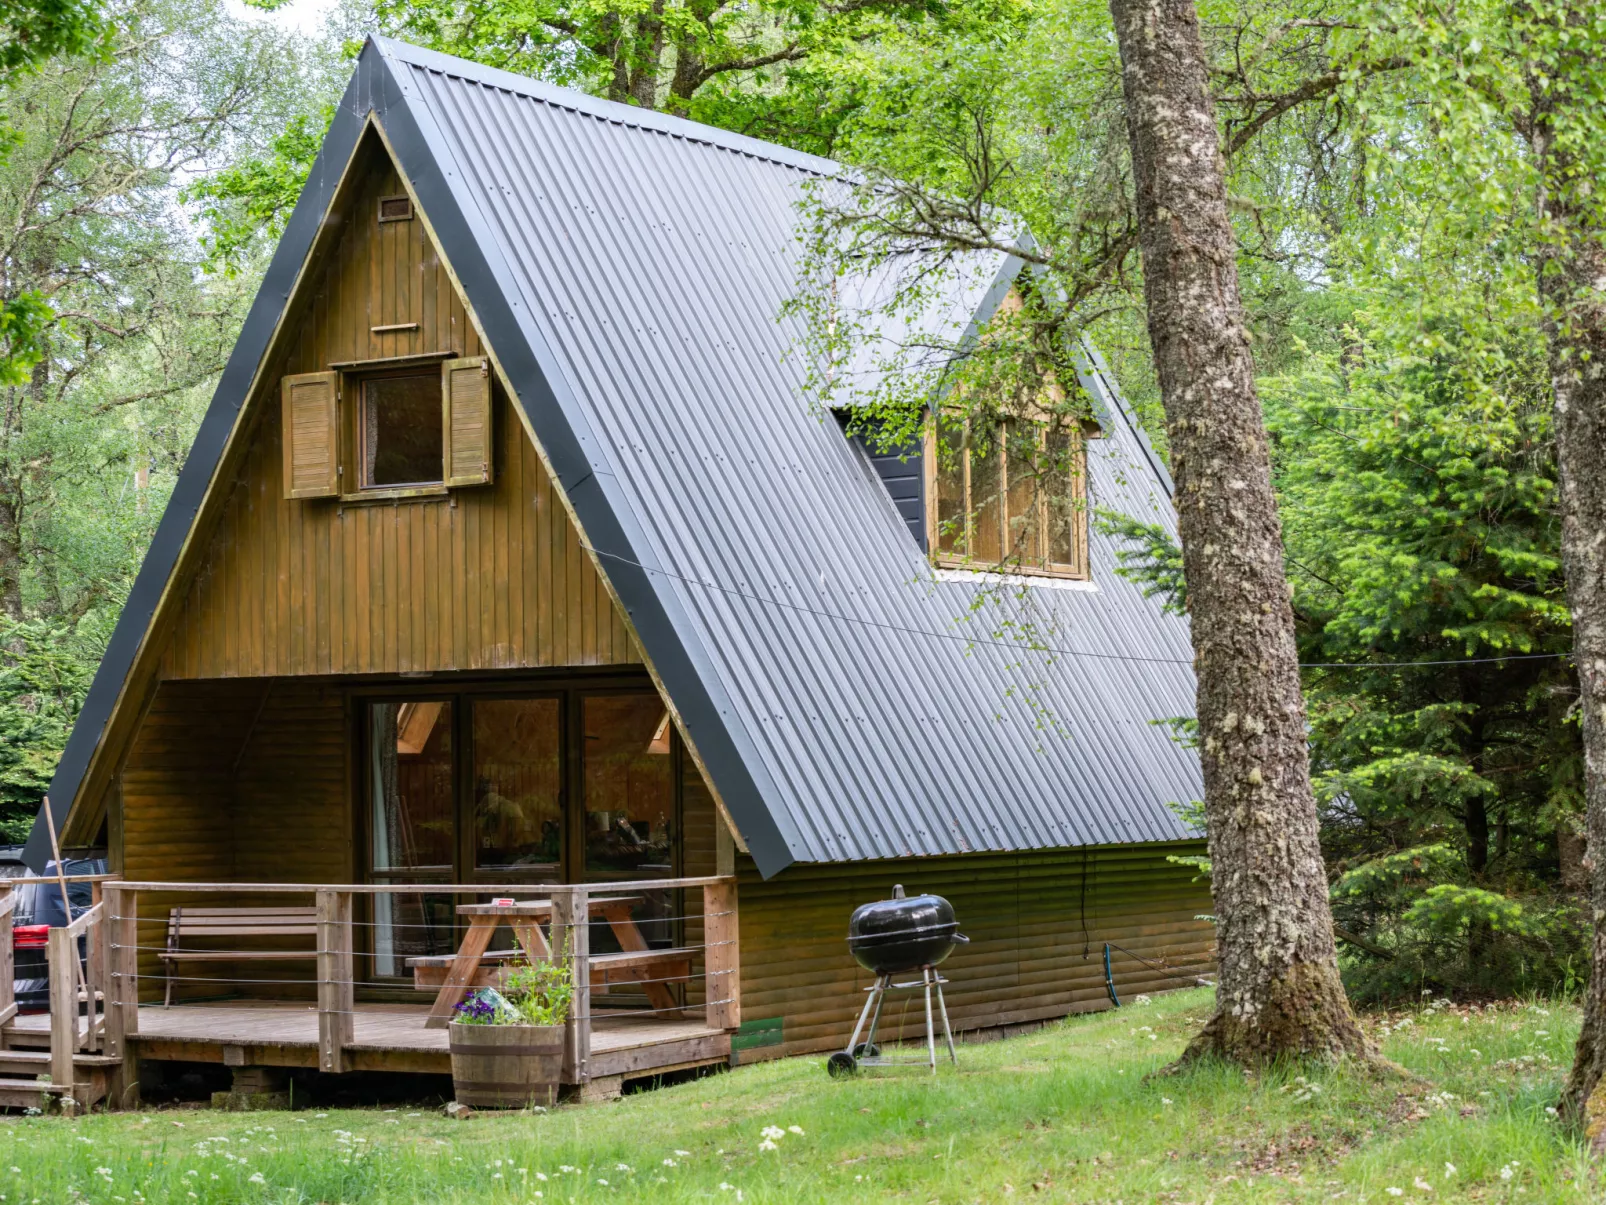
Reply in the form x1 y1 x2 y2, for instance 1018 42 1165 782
473 698 563 875
370 701 454 873
969 421 1003 564
934 416 967 556
1045 424 1083 571
369 701 454 977
363 373 442 487
1004 419 1044 566
583 694 674 877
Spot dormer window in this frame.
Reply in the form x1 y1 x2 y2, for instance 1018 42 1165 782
928 414 1089 580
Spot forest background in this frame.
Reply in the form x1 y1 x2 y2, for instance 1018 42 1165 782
0 0 1584 1004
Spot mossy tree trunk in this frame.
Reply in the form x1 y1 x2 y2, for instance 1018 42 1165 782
1106 0 1372 1065
1533 68 1606 1145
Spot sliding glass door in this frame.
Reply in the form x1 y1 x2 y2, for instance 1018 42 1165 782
361 682 681 981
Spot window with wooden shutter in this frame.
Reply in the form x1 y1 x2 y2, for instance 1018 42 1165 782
281 371 340 499
442 356 492 487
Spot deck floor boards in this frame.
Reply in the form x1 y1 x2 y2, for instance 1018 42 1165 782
9 1004 728 1081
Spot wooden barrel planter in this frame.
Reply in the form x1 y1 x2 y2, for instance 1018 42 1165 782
447 1022 564 1108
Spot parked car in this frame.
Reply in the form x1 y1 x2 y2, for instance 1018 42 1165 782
1 853 108 1013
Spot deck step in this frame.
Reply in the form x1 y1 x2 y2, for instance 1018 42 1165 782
0 1077 67 1109
0 1050 121 1069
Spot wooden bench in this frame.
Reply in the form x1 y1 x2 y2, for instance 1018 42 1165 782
408 947 695 996
160 906 320 1006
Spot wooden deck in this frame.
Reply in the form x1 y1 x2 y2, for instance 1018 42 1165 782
13 1003 729 1085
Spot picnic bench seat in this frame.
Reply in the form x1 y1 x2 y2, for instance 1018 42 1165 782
160 906 320 1006
406 947 695 994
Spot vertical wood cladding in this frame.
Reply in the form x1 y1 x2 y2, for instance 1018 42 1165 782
159 146 638 680
735 844 1216 1058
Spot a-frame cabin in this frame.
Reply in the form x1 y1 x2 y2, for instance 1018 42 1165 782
18 38 1215 1106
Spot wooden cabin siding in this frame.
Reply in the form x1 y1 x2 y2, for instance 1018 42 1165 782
734 844 1215 1059
158 150 640 681
117 679 352 999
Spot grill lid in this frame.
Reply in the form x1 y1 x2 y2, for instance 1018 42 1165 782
846 884 967 973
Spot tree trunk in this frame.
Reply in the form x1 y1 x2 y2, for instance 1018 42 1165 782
1106 0 1371 1066
1535 83 1606 1145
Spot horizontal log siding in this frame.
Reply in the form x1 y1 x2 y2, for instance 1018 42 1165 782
159 147 638 680
680 753 718 1007
119 680 349 1002
736 844 1215 1058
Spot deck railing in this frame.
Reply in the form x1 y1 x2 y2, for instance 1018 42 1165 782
91 877 739 1088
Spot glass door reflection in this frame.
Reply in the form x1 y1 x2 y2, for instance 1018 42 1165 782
369 700 455 977
582 693 677 960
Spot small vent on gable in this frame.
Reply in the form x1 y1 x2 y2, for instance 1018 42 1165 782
378 195 414 223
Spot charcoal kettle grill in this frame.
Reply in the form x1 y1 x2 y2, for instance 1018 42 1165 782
826 885 968 1076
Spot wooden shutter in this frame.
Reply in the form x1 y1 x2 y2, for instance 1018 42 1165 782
442 356 493 487
280 371 340 499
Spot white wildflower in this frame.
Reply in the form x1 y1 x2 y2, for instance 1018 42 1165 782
1444 1163 1457 1179
787 1125 804 1135
674 1150 691 1157
1413 1177 1433 1192
663 1159 677 1167
248 1173 265 1186
760 1126 785 1140
758 1139 779 1152
1386 1189 1403 1197
1500 1165 1515 1182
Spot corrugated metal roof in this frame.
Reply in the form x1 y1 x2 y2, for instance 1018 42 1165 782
32 36 1202 875
376 38 1202 867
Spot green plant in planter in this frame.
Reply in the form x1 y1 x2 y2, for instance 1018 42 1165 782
452 936 575 1027
503 950 574 1026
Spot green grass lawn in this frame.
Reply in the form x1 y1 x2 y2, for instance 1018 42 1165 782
5 988 1596 1203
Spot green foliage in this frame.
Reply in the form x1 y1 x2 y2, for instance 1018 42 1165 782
1094 508 1185 615
502 948 575 1026
0 292 51 387
0 615 99 841
0 0 106 84
185 104 334 273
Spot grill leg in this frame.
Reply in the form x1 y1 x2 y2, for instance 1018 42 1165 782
863 975 889 1055
934 974 957 1064
922 968 936 1072
845 975 882 1056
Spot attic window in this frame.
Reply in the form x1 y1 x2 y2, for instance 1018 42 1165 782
928 415 1089 580
378 195 413 223
361 371 443 488
279 356 493 501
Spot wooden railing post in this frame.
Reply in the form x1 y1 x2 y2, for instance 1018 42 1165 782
550 885 590 1085
703 879 740 1032
0 884 15 1041
103 885 139 1054
48 926 76 1109
316 890 354 1074
102 884 139 1109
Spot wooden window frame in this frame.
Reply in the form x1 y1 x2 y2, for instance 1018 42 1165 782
924 412 1091 581
278 351 491 505
344 364 451 500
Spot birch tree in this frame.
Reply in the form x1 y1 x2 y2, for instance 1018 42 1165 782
1105 0 1371 1064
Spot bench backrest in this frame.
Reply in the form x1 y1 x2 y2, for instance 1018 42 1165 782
167 906 320 943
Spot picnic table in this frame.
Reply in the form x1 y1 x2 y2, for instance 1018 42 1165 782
408 896 690 1027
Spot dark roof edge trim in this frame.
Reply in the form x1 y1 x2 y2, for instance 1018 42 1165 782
21 63 381 870
373 40 802 877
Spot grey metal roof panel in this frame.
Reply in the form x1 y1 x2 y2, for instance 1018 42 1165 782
378 40 1202 865
32 36 1202 874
